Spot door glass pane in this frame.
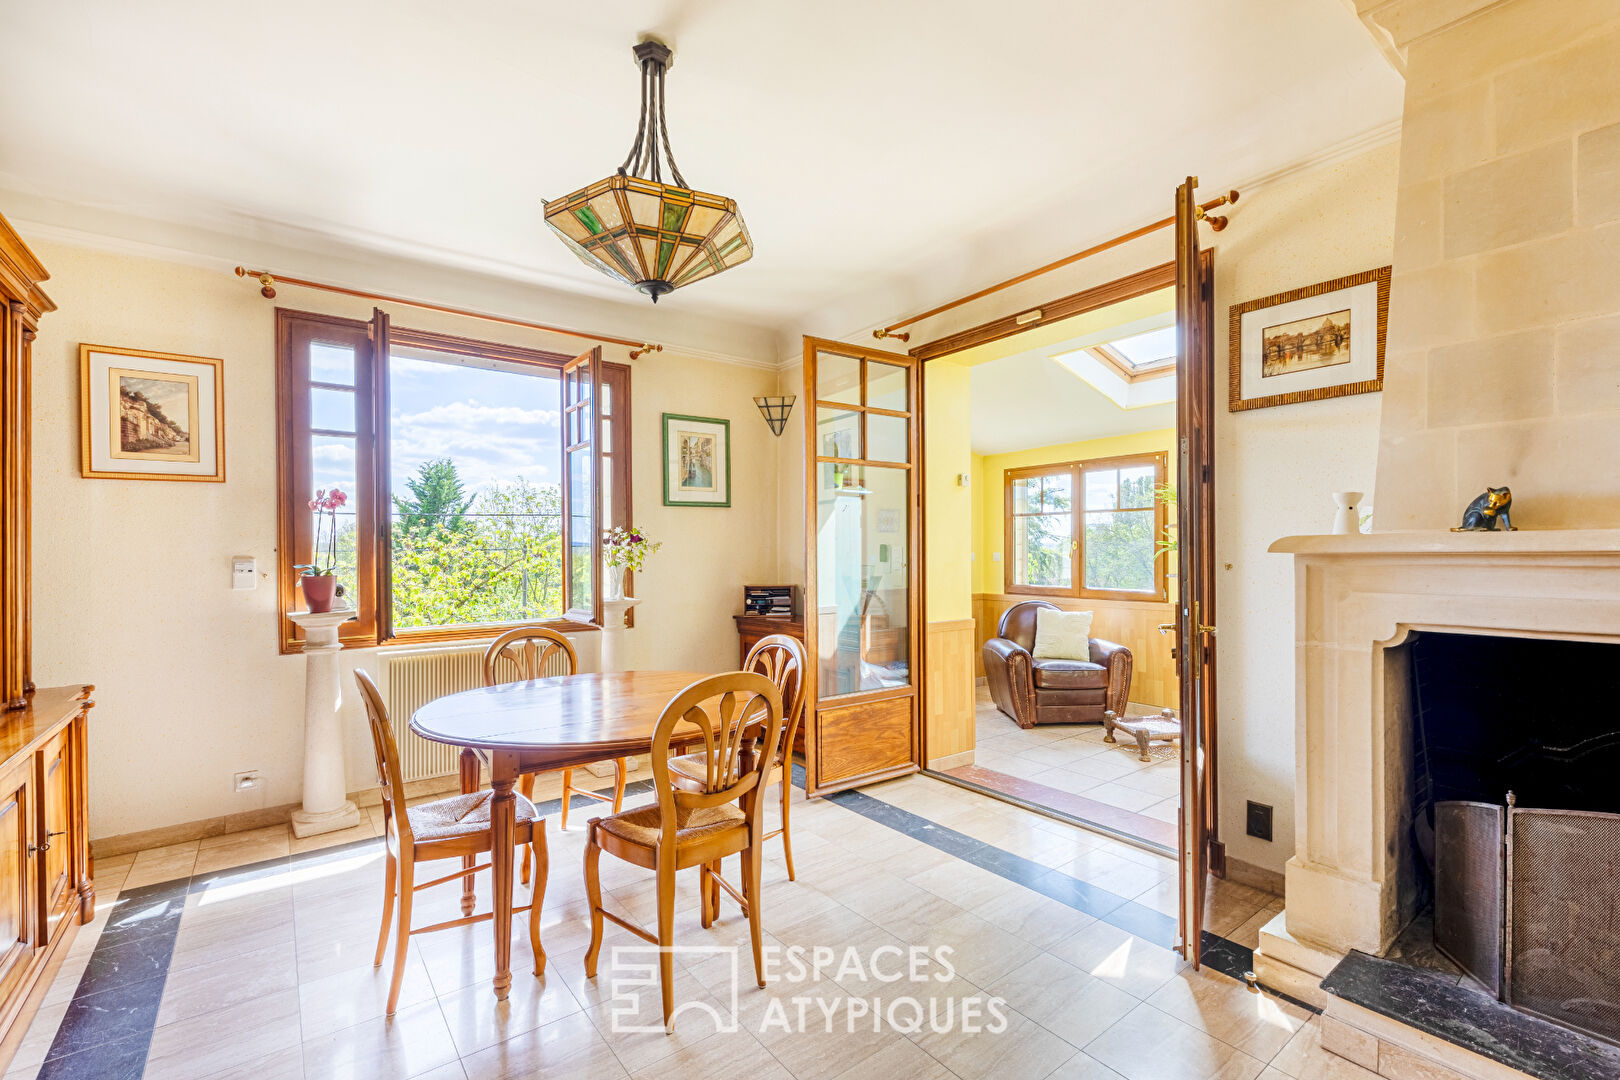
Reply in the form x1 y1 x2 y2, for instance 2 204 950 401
866 360 908 412
816 351 860 405
1120 464 1156 508
816 407 861 460
310 433 359 609
815 464 910 696
310 386 354 433
867 413 908 463
1084 510 1155 592
310 342 354 386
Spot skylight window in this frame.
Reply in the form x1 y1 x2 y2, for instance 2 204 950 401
1106 326 1177 369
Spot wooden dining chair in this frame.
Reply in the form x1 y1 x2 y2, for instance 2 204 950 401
482 626 628 857
354 669 547 1015
583 671 783 1031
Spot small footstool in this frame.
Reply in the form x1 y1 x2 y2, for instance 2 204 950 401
1103 708 1181 762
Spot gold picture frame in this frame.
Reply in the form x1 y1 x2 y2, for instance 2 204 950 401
80 344 225 481
1228 266 1390 412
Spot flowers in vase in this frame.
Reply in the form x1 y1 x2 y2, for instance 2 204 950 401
603 526 662 573
295 488 349 577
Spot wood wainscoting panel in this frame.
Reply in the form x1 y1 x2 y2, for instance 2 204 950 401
972 593 1179 708
815 696 914 786
924 619 977 767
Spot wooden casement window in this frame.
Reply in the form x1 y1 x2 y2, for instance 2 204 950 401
275 309 631 652
1004 451 1169 602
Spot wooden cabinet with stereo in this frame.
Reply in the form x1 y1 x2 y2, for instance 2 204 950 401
733 613 806 755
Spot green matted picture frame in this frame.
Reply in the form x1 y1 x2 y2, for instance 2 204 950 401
661 412 731 507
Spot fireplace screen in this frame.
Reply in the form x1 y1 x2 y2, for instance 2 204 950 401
1507 807 1620 1043
1434 801 1504 996
1435 800 1620 1044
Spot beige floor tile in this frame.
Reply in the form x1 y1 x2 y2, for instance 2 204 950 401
6 1000 67 1072
825 1033 954 1080
1048 922 1187 1001
1047 1052 1130 1078
988 950 1138 1048
142 987 303 1080
1084 1002 1265 1080
122 840 200 888
1145 967 1310 1061
969 883 1097 949
300 997 460 1080
460 1010 627 1080
298 950 438 1040
436 964 583 1057
912 909 1041 986
627 1026 792 1080
1080 782 1163 814
909 995 1078 1080
193 826 291 875
155 941 300 1027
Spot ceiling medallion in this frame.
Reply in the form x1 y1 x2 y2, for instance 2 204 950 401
543 39 752 303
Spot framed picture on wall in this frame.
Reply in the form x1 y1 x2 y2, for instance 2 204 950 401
662 412 730 507
80 344 225 481
1228 266 1390 411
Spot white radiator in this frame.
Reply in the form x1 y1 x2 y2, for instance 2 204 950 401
380 641 575 782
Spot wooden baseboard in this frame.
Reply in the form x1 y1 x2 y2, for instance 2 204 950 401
1226 854 1286 898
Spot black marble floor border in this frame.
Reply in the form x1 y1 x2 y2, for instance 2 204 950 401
35 779 644 1080
820 779 1319 1013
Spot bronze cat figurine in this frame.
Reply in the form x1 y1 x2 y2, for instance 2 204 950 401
1452 486 1515 531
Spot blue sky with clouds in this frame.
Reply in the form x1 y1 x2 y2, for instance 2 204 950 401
310 352 562 506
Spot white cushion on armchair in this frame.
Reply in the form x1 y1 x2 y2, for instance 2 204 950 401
1031 608 1094 661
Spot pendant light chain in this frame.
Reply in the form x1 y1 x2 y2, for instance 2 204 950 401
614 50 687 188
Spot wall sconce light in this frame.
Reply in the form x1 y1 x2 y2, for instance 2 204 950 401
753 395 796 436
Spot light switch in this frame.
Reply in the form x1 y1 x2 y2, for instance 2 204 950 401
232 556 257 590
992 551 1002 563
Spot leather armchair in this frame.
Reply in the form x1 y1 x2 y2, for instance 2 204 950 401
983 600 1132 729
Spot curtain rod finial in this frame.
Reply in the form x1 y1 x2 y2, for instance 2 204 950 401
628 343 663 360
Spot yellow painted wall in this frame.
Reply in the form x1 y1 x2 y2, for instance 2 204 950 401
975 427 1177 595
923 360 973 621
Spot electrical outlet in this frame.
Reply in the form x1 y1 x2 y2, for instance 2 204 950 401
234 770 262 793
1246 801 1273 842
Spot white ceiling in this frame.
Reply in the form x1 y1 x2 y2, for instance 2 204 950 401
968 340 1176 456
0 1 1401 335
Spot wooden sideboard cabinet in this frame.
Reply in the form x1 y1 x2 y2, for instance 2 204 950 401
734 614 806 755
0 686 93 1049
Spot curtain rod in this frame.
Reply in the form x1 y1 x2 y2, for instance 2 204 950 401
872 190 1239 342
233 266 664 359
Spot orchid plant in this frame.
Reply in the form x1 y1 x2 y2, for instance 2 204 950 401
295 487 348 577
602 525 662 572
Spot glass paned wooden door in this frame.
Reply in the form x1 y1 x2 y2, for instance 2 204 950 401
803 338 921 796
562 347 602 625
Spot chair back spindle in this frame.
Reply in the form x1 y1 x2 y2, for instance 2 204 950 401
649 673 782 848
482 625 578 686
744 634 806 772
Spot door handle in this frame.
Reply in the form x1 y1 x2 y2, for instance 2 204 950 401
1157 623 1176 635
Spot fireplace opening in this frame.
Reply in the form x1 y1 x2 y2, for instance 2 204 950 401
1387 630 1620 1046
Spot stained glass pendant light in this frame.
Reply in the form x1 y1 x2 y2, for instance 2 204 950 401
544 39 752 303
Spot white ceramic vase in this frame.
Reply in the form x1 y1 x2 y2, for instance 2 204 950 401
1332 491 1364 535
605 563 626 600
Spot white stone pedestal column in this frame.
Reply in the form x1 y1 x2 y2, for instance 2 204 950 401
599 596 642 674
288 609 364 838
587 596 644 778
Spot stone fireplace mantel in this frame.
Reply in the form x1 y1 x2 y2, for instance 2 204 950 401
1253 529 1620 1013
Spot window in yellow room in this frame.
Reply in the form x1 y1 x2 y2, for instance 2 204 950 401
275 310 631 651
1004 451 1167 602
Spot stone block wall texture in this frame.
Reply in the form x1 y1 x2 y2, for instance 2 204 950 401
1371 0 1620 529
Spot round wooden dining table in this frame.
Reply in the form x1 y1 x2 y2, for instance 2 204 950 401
409 670 716 1001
